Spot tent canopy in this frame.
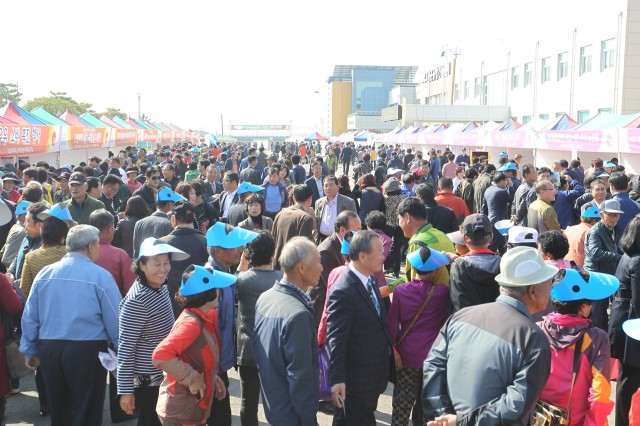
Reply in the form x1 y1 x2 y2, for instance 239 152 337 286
573 111 640 130
0 102 46 125
304 132 327 141
100 116 124 128
80 113 111 128
59 109 94 127
31 107 70 126
542 114 577 131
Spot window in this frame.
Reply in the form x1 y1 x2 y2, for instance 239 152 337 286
577 110 590 123
557 52 568 80
511 66 519 89
541 57 551 83
539 113 549 119
522 115 532 124
599 107 612 114
454 83 459 102
601 39 615 71
580 45 592 75
474 77 481 97
524 63 533 87
464 80 469 99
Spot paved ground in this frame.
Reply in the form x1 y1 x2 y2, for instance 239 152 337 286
4 370 395 425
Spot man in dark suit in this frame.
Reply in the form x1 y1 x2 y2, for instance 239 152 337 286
214 172 240 220
305 162 324 207
340 144 353 175
310 210 361 332
239 155 262 185
204 165 223 197
326 230 392 425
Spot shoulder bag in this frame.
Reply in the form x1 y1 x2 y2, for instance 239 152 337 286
532 334 584 426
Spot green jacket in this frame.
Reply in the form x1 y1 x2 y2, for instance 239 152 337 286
405 223 454 285
66 195 106 225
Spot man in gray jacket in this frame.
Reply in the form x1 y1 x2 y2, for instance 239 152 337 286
423 247 557 425
253 237 323 426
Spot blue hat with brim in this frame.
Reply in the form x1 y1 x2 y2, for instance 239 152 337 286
604 161 616 168
206 222 259 249
340 231 354 255
15 200 30 216
495 219 513 236
37 202 73 221
137 237 190 261
407 247 450 273
190 148 199 153
499 151 508 156
179 265 236 296
157 187 187 202
551 268 619 302
581 205 601 218
623 319 640 341
498 163 517 172
236 182 265 195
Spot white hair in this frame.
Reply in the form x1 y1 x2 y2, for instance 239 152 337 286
66 225 99 252
279 237 317 273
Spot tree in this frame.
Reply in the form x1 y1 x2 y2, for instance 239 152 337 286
0 83 22 106
140 113 150 122
23 92 94 116
98 107 128 120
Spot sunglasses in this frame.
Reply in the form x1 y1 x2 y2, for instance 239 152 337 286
150 176 161 181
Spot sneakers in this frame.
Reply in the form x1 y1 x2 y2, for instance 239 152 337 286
9 378 19 395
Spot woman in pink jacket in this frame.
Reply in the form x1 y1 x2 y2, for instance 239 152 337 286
537 268 618 425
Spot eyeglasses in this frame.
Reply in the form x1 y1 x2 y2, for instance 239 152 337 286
150 176 161 181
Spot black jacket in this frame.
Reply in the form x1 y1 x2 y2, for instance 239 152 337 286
610 253 640 366
449 250 501 313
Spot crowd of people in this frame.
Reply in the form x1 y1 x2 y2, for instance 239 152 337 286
0 139 637 425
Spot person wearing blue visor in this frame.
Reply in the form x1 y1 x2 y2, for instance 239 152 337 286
536 268 618 425
153 265 236 425
205 222 258 426
117 238 189 424
388 247 451 426
1 200 30 270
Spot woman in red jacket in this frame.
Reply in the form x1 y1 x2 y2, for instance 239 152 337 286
0 273 24 422
537 268 618 425
152 265 236 426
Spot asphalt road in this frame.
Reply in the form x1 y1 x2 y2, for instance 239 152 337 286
4 370 396 425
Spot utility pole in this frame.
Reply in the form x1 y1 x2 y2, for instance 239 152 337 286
137 93 141 119
221 114 224 135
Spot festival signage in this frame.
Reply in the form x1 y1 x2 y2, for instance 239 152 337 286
623 128 640 153
174 131 184 141
451 131 479 147
487 131 528 149
141 129 158 143
423 132 446 146
540 130 615 152
113 129 138 147
0 124 56 155
64 127 107 150
161 131 172 143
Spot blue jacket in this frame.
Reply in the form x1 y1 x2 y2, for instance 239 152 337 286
254 281 319 426
21 252 122 358
554 181 585 229
261 181 288 212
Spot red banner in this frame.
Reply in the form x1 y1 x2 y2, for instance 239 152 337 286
113 129 138 147
161 131 172 143
174 131 184 141
65 127 107 150
0 125 55 155
141 130 158 143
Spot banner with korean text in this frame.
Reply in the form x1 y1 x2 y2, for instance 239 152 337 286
141 129 158 143
0 124 57 155
113 128 138 147
63 127 108 150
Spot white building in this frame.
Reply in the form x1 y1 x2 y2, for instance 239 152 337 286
411 0 640 125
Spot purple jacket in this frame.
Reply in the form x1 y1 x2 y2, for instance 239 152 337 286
387 279 450 368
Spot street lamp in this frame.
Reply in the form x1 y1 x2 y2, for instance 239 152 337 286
137 93 141 119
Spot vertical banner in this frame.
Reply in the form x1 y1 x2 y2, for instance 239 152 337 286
0 125 57 155
141 129 158 143
113 129 138 147
160 131 172 144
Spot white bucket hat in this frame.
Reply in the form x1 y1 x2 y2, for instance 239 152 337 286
495 246 559 287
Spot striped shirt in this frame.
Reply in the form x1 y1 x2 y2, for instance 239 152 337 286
117 279 175 394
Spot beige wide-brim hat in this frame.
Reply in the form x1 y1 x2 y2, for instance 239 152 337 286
495 246 559 287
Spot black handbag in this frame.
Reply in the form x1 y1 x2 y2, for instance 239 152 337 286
532 335 583 426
